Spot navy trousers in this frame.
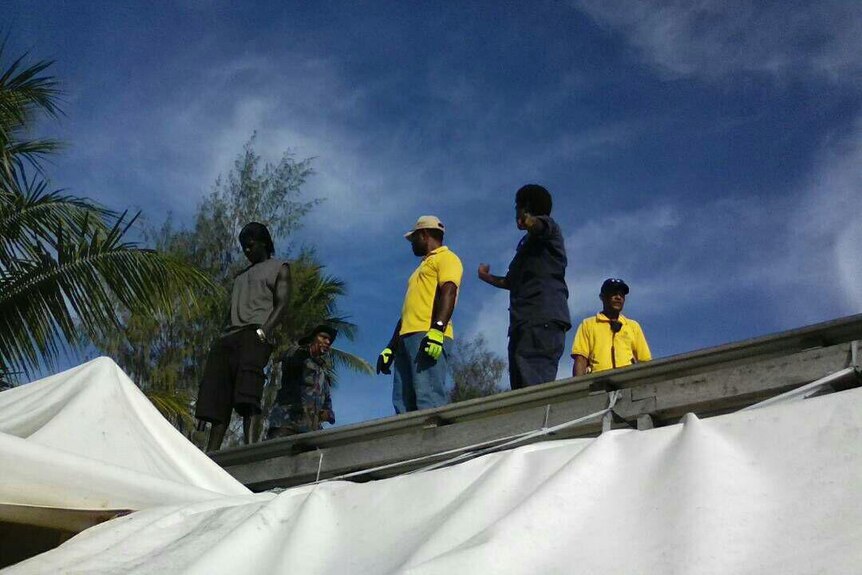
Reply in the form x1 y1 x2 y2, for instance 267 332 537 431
508 321 566 390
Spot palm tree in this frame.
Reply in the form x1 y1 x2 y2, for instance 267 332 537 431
280 250 371 378
0 45 61 192
0 46 219 379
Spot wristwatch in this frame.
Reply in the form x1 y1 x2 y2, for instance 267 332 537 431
432 320 446 331
255 328 267 343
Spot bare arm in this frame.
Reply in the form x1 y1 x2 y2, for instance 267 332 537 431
261 263 292 337
573 355 589 377
431 282 458 329
478 264 509 290
387 319 402 349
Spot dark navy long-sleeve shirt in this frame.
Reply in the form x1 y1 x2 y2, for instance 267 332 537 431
505 215 571 330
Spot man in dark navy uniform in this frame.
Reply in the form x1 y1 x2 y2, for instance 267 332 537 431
478 184 570 389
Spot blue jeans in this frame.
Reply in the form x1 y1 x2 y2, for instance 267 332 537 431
392 332 452 414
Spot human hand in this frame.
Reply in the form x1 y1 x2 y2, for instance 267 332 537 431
520 211 535 229
478 263 492 282
320 409 335 425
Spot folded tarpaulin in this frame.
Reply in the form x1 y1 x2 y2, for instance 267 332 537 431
0 357 251 531
5 380 862 574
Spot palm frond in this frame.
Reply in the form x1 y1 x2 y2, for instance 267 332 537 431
144 389 195 428
0 218 222 375
0 45 62 186
324 315 358 341
2 139 62 177
0 365 20 390
0 176 111 266
329 347 373 380
0 47 61 121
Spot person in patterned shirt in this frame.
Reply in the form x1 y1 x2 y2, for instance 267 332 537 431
266 325 337 438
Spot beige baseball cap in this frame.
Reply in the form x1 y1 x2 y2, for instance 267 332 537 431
404 215 445 239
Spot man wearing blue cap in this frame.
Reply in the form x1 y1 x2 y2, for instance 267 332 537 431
571 278 652 376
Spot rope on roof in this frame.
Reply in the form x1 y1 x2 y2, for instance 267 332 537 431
318 390 622 483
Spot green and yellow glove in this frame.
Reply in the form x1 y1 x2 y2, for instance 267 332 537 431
422 328 445 360
376 347 393 374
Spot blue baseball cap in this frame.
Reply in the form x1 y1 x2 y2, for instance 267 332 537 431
600 278 630 295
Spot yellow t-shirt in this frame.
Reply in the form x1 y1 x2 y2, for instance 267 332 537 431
400 246 463 338
571 313 651 373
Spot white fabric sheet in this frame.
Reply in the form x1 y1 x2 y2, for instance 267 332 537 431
5 376 862 574
0 357 250 530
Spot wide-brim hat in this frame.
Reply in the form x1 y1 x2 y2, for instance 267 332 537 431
298 324 338 346
404 215 445 239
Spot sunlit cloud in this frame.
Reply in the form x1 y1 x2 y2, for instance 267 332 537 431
787 115 862 314
575 0 862 84
466 110 862 368
7 1 860 423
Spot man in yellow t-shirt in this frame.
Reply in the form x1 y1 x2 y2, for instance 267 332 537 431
571 278 651 376
376 216 463 413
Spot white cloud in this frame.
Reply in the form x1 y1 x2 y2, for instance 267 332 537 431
789 116 862 312
61 50 431 236
835 224 862 310
56 25 646 248
466 112 862 367
575 0 862 84
465 289 511 360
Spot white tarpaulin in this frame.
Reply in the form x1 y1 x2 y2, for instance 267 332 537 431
0 357 250 532
3 358 862 573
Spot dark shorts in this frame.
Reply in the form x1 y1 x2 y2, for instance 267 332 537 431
508 321 567 390
195 328 273 425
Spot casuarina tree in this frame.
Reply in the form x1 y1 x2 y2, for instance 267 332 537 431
449 334 506 403
93 137 371 442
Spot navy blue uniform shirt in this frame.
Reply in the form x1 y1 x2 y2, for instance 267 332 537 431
505 215 570 330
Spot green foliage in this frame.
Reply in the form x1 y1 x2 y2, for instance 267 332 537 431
281 250 369 380
0 368 18 391
0 46 220 379
449 334 507 403
0 42 61 191
93 136 371 441
146 388 196 430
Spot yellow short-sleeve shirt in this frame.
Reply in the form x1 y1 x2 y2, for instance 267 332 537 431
400 246 463 338
571 313 651 373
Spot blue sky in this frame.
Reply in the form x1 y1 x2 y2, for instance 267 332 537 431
7 1 862 425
